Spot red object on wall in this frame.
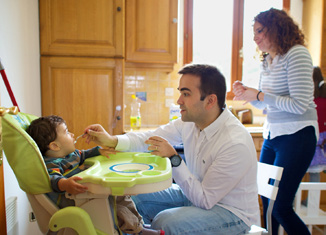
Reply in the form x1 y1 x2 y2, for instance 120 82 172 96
0 59 20 111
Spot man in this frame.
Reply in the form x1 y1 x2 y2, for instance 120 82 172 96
85 64 259 234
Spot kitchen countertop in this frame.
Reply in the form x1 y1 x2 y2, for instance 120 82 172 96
125 125 263 135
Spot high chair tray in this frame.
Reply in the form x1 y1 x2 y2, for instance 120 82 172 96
76 152 172 196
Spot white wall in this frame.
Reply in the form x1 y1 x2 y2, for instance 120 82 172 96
290 0 303 27
0 0 42 234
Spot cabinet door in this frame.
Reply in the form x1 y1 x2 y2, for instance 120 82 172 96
252 135 263 160
321 2 326 75
40 0 125 57
126 0 178 64
41 57 124 150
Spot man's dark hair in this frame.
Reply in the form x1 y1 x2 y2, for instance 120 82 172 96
26 115 65 155
178 64 226 110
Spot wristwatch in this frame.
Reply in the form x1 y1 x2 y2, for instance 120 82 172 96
169 154 182 167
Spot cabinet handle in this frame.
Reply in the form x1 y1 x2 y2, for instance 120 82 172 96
117 6 122 12
112 105 121 129
172 18 178 23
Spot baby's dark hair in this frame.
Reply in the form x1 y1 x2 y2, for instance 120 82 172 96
26 115 65 155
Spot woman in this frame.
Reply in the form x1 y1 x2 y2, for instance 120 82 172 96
233 8 318 235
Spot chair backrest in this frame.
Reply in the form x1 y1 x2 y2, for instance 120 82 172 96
294 182 326 225
2 112 52 194
2 112 95 235
257 162 283 199
257 162 284 235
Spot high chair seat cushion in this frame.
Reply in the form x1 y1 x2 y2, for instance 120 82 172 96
2 112 52 194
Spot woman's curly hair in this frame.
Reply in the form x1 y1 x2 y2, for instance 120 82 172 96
254 8 305 60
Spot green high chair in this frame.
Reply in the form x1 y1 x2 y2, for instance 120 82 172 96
2 111 172 235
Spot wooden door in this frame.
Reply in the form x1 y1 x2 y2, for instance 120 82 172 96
39 0 125 57
126 0 178 64
41 56 124 150
321 1 326 76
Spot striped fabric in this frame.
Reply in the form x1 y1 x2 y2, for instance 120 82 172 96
251 45 318 139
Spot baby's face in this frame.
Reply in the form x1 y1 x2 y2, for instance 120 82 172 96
55 123 75 156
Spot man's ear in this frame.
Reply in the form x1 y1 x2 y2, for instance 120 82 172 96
48 141 60 151
205 94 218 110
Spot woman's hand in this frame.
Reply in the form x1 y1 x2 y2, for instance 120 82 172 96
233 81 262 104
233 80 247 97
145 136 177 158
84 124 118 148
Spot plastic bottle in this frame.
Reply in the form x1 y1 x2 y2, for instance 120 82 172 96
169 103 181 122
130 94 141 130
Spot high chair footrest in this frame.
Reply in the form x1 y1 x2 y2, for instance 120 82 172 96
49 207 97 235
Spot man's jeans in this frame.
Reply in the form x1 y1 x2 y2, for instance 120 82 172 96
132 184 250 235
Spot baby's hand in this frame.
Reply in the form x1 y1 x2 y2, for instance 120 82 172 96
99 148 118 158
58 176 88 194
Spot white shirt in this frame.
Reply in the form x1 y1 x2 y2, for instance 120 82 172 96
116 108 260 226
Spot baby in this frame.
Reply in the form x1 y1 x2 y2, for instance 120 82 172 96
26 115 164 235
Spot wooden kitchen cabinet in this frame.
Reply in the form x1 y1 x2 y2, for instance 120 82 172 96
302 0 326 75
125 0 178 67
41 57 124 150
39 0 125 57
251 133 264 160
39 0 180 141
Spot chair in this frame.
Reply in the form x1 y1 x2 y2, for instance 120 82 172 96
245 162 284 235
2 111 172 234
2 111 102 235
294 182 326 234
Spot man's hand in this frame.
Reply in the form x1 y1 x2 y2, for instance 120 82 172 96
84 124 118 148
58 176 88 194
99 147 118 158
145 136 177 158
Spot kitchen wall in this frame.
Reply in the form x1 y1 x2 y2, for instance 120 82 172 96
124 0 304 129
0 0 42 234
124 52 183 129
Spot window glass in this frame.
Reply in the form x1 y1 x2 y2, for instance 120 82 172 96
192 0 233 90
242 0 282 88
192 0 282 92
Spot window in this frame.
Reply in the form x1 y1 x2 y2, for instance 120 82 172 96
184 0 290 99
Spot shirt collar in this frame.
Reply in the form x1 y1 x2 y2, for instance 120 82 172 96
200 108 231 140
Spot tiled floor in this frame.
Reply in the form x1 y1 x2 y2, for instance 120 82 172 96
282 226 325 235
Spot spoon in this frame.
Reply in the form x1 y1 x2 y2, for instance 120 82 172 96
74 134 85 144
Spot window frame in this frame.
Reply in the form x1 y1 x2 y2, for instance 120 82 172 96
183 0 290 100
